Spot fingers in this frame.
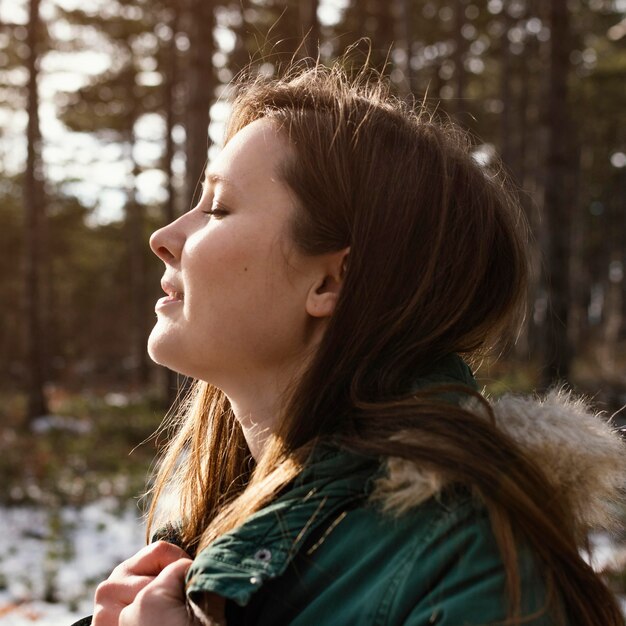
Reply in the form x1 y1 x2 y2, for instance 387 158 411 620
113 541 191 578
93 575 153 625
118 558 194 626
92 542 191 626
95 575 154 606
141 558 193 602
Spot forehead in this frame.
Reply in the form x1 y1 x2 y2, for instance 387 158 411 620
206 118 289 187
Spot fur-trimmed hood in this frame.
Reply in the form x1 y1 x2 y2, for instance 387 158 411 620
374 389 626 534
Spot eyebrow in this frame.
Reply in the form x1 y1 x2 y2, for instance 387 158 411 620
204 171 240 194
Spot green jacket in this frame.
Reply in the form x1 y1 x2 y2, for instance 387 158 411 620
183 356 561 626
186 444 550 625
74 356 625 625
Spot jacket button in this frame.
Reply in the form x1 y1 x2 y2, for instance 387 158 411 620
254 548 272 562
250 576 262 585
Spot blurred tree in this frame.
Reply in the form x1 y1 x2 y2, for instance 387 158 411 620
55 208 160 389
2 0 624 402
24 0 48 419
184 0 216 208
450 0 469 121
0 180 26 388
393 0 416 97
229 0 252 76
160 2 182 226
542 0 575 384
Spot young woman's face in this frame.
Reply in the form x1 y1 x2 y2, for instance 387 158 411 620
148 119 320 391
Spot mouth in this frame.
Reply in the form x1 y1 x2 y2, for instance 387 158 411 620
156 279 184 310
161 280 184 301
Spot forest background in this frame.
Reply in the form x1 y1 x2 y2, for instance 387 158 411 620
0 0 625 622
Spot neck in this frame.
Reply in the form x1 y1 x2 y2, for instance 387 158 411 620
223 366 296 460
228 398 277 460
217 336 323 460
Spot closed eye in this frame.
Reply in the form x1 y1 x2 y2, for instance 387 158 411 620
202 203 229 218
198 178 232 218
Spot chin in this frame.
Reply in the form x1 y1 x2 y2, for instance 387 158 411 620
147 331 202 380
147 328 174 369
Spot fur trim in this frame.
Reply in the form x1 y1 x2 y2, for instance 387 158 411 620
372 389 626 532
372 456 444 516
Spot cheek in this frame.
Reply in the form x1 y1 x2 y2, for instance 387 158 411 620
187 226 256 270
184 236 266 313
184 224 302 327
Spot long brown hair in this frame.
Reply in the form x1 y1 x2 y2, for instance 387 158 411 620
147 63 624 625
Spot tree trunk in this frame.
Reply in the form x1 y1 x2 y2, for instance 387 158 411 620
515 0 542 361
524 0 552 362
355 0 368 36
24 0 48 419
542 0 574 386
377 0 395 68
499 8 516 178
163 7 180 226
618 169 626 342
185 0 215 209
602 158 626 368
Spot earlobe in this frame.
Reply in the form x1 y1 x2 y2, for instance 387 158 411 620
307 288 339 319
305 248 349 319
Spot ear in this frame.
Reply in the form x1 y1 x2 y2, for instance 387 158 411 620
305 247 350 319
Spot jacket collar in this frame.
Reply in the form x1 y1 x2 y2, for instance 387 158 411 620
185 445 379 607
410 352 478 392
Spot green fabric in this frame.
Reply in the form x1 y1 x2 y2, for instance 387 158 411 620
411 352 478 392
186 355 556 625
409 352 479 404
187 449 552 625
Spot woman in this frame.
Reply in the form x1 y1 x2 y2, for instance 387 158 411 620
84 64 625 625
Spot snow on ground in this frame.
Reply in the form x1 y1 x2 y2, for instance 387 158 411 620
0 499 145 625
0 501 623 624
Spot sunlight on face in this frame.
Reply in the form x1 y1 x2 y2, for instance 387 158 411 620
148 119 318 394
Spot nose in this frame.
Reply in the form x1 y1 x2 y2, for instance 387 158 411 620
149 220 183 265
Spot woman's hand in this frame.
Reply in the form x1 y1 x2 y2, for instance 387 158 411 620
93 541 196 626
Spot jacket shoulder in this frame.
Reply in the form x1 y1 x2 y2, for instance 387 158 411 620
235 489 551 625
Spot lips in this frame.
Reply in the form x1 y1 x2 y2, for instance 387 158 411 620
161 279 184 301
156 279 184 311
